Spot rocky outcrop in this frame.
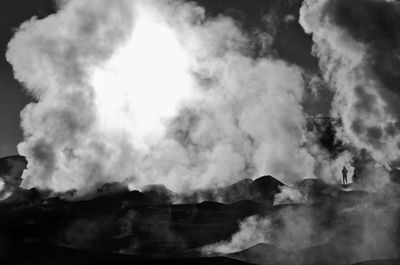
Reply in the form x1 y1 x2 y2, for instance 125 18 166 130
0 155 27 200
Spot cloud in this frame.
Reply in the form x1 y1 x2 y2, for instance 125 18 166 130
201 204 330 254
7 0 342 194
300 0 400 179
273 185 306 205
202 215 273 254
7 0 137 192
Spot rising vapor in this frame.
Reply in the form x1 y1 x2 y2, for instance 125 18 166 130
202 0 400 256
7 0 348 194
300 0 400 187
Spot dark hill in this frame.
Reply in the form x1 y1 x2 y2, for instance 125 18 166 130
2 242 253 265
225 242 348 265
351 260 400 265
0 155 27 193
0 155 27 174
250 175 284 202
179 175 285 205
227 243 290 265
0 156 398 265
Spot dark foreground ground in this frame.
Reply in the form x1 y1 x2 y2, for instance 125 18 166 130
0 155 400 265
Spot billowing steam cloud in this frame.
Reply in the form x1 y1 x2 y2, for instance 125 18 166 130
7 0 137 192
201 0 400 256
300 0 400 185
202 215 272 254
7 0 349 194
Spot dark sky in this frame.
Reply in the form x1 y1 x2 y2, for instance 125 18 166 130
0 0 56 157
0 0 319 158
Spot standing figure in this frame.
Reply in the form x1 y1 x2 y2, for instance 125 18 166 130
342 166 348 186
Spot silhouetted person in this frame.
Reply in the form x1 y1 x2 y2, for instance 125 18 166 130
342 166 348 186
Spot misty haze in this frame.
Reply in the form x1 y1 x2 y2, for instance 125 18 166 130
0 0 399 265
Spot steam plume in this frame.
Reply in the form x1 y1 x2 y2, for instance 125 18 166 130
7 0 336 193
202 215 272 254
300 0 400 184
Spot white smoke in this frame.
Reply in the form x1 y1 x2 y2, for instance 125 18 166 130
7 0 138 192
0 179 12 200
299 0 400 182
202 205 326 254
7 0 334 194
202 215 272 254
274 185 306 205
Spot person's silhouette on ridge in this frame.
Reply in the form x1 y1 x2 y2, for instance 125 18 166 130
342 166 348 186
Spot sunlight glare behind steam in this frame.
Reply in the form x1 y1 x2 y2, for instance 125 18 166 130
92 4 194 147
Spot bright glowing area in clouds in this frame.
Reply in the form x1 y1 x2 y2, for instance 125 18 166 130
92 4 193 145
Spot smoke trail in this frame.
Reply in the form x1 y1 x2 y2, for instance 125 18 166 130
202 215 273 254
7 0 137 192
7 0 329 193
202 205 328 254
299 0 400 185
